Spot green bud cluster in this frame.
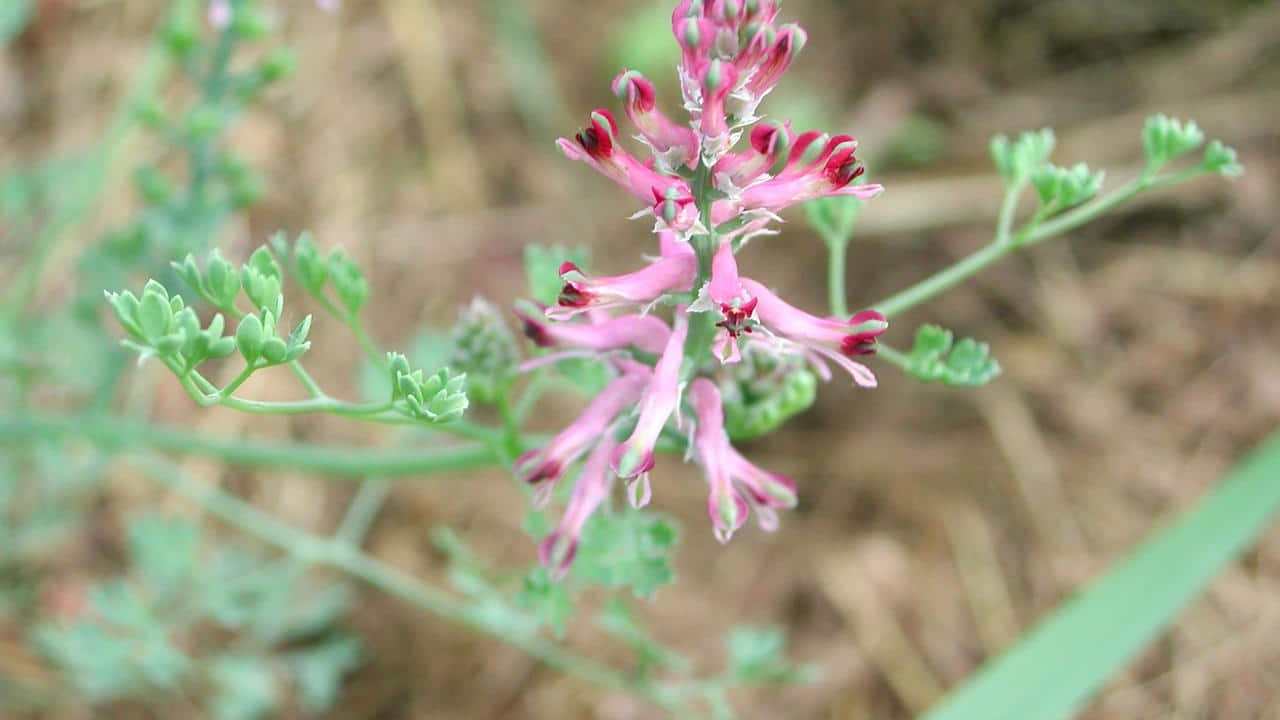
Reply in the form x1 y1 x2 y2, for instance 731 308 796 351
1032 162 1104 214
719 345 817 441
386 353 469 423
106 281 235 371
275 232 369 318
447 298 519 404
904 325 1001 387
990 128 1055 186
1142 114 1204 172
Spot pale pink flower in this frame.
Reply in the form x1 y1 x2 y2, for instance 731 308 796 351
516 305 672 356
557 110 689 203
741 278 887 387
611 307 690 505
613 70 699 171
689 240 757 364
549 239 696 320
538 434 617 580
515 370 649 505
689 378 798 543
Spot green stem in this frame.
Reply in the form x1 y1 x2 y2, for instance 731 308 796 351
826 234 849 317
0 414 499 477
334 478 393 546
682 161 719 376
133 455 679 710
873 168 1208 319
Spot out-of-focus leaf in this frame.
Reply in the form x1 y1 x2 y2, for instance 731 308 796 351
287 636 362 713
210 655 278 720
0 0 32 45
923 430 1280 720
574 509 678 598
517 567 575 638
128 515 200 605
726 627 817 686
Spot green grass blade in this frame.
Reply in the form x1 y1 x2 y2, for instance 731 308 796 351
924 430 1280 720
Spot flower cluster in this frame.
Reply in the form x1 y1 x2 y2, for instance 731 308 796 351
525 0 888 578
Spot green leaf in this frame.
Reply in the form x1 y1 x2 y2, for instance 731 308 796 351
1202 140 1243 178
524 244 588 306
235 314 265 365
0 0 32 45
990 129 1055 184
286 636 362 713
517 567 575 638
923 430 1280 720
726 626 817 686
804 196 862 245
573 509 678 598
210 655 279 720
903 325 1001 387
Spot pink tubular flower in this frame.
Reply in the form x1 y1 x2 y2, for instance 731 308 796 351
613 70 699 171
744 23 806 98
697 59 740 162
737 134 884 213
714 122 792 194
515 370 649 504
690 240 757 363
516 305 672 356
741 278 887 387
539 434 617 579
689 378 798 543
611 307 690 506
549 239 696 320
557 109 688 203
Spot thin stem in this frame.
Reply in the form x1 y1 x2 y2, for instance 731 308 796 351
826 234 849 317
495 386 523 463
993 180 1024 246
132 454 680 710
0 414 499 477
872 168 1209 319
288 361 326 398
334 478 393 546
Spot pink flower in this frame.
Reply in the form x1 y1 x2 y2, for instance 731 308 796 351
690 240 757 363
689 378 798 543
516 305 672 356
538 434 617 580
741 278 887 387
697 59 740 162
613 70 699 171
744 23 806 99
736 134 884 213
557 110 688 203
515 370 649 504
714 122 792 193
549 238 696 320
611 307 690 505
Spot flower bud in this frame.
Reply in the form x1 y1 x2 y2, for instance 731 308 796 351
447 298 519 404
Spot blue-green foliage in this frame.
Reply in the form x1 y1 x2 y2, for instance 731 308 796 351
34 515 360 717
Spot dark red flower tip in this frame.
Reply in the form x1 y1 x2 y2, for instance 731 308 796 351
716 297 759 337
558 261 582 276
557 282 593 308
514 307 554 347
624 74 656 112
518 456 562 486
850 309 886 327
841 337 878 356
750 122 787 155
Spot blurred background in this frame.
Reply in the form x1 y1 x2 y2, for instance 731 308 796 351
2 0 1279 717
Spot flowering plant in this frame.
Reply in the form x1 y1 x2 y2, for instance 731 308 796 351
1 0 1257 718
